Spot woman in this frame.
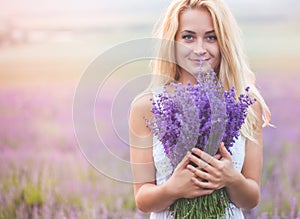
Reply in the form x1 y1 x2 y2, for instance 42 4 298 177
129 0 271 218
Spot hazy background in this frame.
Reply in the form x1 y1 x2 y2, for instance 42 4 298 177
0 0 300 218
0 0 299 81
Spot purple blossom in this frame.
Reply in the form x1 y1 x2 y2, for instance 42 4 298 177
148 64 255 168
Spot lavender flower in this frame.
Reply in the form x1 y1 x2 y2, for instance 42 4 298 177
149 68 254 166
222 86 256 151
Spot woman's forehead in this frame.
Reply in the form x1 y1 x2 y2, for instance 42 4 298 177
177 8 214 33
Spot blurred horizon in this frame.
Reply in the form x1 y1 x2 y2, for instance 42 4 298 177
0 0 299 85
0 0 299 94
0 0 299 31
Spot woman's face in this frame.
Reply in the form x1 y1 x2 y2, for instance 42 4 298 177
175 8 221 76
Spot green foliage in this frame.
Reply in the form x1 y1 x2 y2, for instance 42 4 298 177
122 195 136 211
1 173 19 193
22 183 43 206
0 204 15 219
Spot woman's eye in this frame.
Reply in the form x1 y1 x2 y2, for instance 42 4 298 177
207 35 217 41
182 35 194 41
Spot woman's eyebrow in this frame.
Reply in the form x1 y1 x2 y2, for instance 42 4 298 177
181 30 215 34
205 30 215 35
181 30 196 34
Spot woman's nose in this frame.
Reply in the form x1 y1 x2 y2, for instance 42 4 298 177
193 40 207 55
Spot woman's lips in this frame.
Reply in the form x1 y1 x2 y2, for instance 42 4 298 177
190 58 210 64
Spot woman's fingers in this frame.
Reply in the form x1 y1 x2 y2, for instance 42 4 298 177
189 155 208 169
187 161 223 190
187 164 210 180
195 188 214 197
192 177 220 190
219 142 231 160
214 153 222 160
184 186 214 198
186 144 234 191
191 148 218 167
175 151 191 171
188 166 223 190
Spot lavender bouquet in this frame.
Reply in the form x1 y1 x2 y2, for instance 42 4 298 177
147 59 255 218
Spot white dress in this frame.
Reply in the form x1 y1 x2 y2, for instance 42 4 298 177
150 89 246 219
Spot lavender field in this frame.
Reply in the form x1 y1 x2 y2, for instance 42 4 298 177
1 22 300 219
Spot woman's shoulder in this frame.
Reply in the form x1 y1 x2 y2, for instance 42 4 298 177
130 92 153 119
129 92 154 137
130 85 167 119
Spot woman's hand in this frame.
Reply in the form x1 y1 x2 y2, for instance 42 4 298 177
165 152 214 199
187 142 239 190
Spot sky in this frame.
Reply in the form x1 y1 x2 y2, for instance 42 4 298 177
0 0 299 29
0 0 298 16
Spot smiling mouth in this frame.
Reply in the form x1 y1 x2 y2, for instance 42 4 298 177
190 58 210 63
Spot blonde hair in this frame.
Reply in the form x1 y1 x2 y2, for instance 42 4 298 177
150 0 271 141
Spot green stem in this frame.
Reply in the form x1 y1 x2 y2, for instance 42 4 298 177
168 188 231 219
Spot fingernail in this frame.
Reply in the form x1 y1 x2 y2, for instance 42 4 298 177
186 151 191 158
192 177 197 182
192 148 200 153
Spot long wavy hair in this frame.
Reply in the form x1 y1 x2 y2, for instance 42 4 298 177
149 0 271 141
